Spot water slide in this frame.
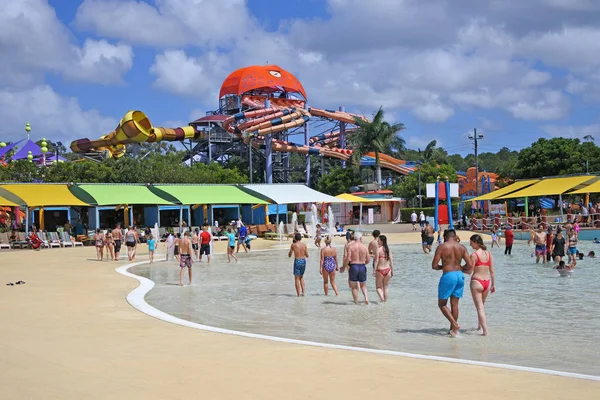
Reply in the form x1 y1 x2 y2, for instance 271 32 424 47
69 99 412 175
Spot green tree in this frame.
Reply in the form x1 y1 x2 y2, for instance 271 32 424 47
349 107 406 185
515 137 587 178
391 162 457 201
316 167 362 196
446 154 468 171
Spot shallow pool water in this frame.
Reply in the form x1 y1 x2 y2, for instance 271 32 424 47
130 242 600 376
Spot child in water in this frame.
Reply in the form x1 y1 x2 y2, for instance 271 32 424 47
147 234 155 264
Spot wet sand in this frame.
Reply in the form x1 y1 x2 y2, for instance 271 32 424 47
1 233 598 399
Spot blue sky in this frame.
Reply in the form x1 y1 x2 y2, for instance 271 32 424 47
2 0 600 156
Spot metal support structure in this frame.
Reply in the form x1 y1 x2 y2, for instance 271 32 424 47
339 106 346 168
446 179 453 229
179 205 183 230
248 144 253 183
304 104 310 186
469 128 484 197
264 99 273 184
418 167 422 208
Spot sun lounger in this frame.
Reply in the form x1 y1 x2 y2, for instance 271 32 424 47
62 232 82 247
48 232 64 247
40 231 60 248
11 232 29 249
0 232 12 249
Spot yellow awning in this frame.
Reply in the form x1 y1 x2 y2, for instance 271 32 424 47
469 179 539 202
568 179 600 194
336 193 374 203
498 176 597 199
0 184 89 207
0 194 18 206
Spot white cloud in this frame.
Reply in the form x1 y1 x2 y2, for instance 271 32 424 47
0 0 133 87
0 85 117 143
542 123 600 138
75 0 254 48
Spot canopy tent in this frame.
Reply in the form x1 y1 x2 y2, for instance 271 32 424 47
468 179 539 202
568 180 600 194
150 185 270 205
11 139 43 160
0 184 89 207
335 193 374 203
0 194 18 206
242 184 349 204
0 139 26 158
71 184 175 206
498 176 597 199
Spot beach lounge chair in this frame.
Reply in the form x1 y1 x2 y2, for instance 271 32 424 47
63 232 83 247
40 231 60 248
48 232 64 247
0 232 11 249
59 232 74 248
11 232 29 249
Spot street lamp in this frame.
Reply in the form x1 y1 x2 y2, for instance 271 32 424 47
416 160 423 208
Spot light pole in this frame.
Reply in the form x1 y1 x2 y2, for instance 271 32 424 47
468 129 484 197
416 160 423 208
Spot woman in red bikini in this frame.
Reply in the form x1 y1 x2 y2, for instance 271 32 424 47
469 234 495 336
374 235 393 302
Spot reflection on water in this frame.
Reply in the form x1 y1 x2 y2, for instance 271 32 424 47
130 242 600 376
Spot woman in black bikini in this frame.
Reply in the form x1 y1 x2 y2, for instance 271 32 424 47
469 234 496 336
95 228 105 261
374 235 393 302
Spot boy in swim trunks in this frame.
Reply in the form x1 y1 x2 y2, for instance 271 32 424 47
179 231 193 286
289 233 309 297
533 224 548 264
432 229 473 337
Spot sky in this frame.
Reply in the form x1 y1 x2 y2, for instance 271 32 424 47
1 0 600 156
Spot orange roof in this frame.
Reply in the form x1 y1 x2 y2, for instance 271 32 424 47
219 65 307 99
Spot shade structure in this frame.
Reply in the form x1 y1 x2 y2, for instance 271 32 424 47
219 65 308 99
335 193 375 203
242 184 349 204
469 179 539 202
0 139 25 158
0 194 18 206
498 176 597 199
11 139 43 160
150 185 270 205
0 184 89 207
71 184 175 206
568 179 600 194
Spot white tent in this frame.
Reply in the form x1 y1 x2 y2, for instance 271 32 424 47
242 184 350 205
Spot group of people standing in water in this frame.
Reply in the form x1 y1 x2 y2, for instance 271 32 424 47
288 229 394 304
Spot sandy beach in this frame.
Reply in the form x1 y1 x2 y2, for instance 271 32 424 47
1 233 599 399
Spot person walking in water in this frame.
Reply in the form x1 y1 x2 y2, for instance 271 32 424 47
289 233 308 297
199 225 212 264
314 224 322 248
225 228 238 263
504 225 514 255
432 229 473 337
147 234 155 264
567 227 578 263
319 237 339 296
552 228 566 263
533 224 548 264
191 228 200 260
374 234 393 302
469 234 495 336
179 231 193 286
368 230 381 275
342 232 371 304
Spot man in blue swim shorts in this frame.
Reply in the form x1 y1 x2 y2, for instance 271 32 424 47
432 229 473 337
341 232 371 304
289 233 309 297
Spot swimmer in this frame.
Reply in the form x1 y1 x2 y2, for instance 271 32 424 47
368 230 381 274
112 223 123 261
432 229 473 337
174 233 181 262
554 260 576 277
226 228 238 263
504 225 514 255
422 221 435 254
199 226 212 263
314 224 322 248
341 230 355 288
319 237 339 296
469 234 495 336
289 233 308 297
374 235 393 302
179 231 193 286
104 228 114 261
191 228 200 260
94 228 105 261
567 228 578 263
490 227 499 248
533 224 547 264
343 232 371 304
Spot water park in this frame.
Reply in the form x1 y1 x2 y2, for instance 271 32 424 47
2 63 600 400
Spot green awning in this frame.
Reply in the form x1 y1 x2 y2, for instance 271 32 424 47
150 185 270 205
71 184 176 206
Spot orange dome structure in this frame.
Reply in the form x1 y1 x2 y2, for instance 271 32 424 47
219 65 307 99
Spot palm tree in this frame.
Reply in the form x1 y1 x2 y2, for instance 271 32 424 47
418 140 437 162
349 107 406 186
